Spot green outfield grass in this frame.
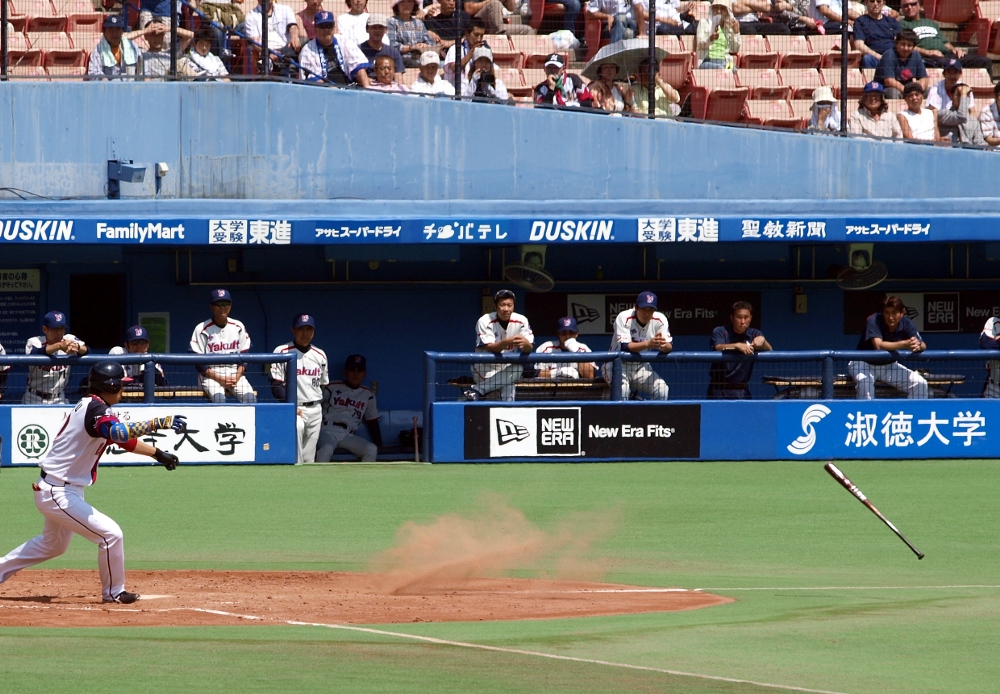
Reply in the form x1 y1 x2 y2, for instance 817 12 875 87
0 460 997 694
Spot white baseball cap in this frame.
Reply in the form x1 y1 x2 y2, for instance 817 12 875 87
419 50 441 66
470 46 493 64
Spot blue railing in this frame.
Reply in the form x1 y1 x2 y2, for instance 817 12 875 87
0 353 296 404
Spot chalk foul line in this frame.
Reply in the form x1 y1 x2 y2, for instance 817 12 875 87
699 585 1000 592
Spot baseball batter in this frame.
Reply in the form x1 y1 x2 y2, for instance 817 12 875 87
979 315 1000 398
316 354 382 462
109 325 166 385
0 341 8 400
465 289 534 401
604 291 672 400
535 316 596 380
0 361 184 604
24 310 89 404
270 314 329 463
189 289 256 403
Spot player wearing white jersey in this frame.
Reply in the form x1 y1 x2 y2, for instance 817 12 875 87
603 291 672 400
465 289 534 401
316 354 382 462
979 315 1000 398
23 310 89 404
189 289 256 403
0 362 184 604
109 325 166 385
0 341 9 400
535 316 596 380
270 314 330 463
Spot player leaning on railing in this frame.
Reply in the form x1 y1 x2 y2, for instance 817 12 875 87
0 362 185 605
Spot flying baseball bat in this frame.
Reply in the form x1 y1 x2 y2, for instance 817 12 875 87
824 463 924 560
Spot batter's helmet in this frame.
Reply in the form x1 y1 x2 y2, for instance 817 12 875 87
89 361 128 394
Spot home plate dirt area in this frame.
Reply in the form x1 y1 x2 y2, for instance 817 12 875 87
0 570 732 627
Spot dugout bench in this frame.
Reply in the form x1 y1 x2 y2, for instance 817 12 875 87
761 372 966 399
447 376 611 400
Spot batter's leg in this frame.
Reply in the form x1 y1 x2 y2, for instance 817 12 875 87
337 434 378 462
0 515 74 584
848 360 875 400
201 377 227 404
232 376 257 404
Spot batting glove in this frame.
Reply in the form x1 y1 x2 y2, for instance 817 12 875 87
171 415 187 433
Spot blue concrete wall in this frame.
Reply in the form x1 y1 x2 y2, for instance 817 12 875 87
0 82 998 200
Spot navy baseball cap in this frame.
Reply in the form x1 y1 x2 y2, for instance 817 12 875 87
210 288 232 303
943 57 963 72
42 311 67 328
126 325 149 342
636 291 658 309
345 354 366 370
557 316 578 333
293 313 316 328
103 14 126 28
862 81 885 94
494 289 515 304
314 10 335 25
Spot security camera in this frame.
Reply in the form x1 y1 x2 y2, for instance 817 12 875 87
156 162 169 177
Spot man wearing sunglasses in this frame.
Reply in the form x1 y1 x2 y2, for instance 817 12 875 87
898 0 991 72
853 0 899 69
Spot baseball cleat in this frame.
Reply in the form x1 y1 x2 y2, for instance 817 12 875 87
104 591 140 604
461 388 480 401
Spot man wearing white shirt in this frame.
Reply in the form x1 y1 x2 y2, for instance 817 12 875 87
926 57 974 111
337 0 371 43
603 291 672 400
409 50 456 94
299 10 372 84
245 0 302 64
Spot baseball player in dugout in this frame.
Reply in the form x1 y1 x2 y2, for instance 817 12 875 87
464 289 534 401
708 301 772 399
189 289 256 403
0 340 9 400
604 291 672 400
316 354 382 462
270 314 330 463
0 362 184 604
23 310 89 404
534 316 596 380
109 325 167 386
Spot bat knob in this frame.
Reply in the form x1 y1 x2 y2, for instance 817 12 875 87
917 553 925 560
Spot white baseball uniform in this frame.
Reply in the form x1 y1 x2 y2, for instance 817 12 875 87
0 342 8 396
0 395 139 601
108 346 166 383
473 311 534 401
316 381 379 462
604 309 671 400
271 342 329 463
23 333 87 404
189 317 256 403
980 316 1000 398
535 339 595 379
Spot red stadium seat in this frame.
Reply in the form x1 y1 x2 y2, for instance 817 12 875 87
26 14 68 32
68 28 100 48
11 0 56 15
583 14 606 61
654 36 693 88
509 35 561 68
779 68 824 99
7 48 44 65
982 1 1000 52
487 35 523 69
769 34 820 69
52 0 97 13
735 68 789 100
9 63 49 78
518 67 545 96
504 67 532 97
789 98 815 128
926 0 975 23
962 68 997 99
654 34 684 54
528 0 564 32
42 46 86 66
28 30 73 54
742 99 800 128
67 11 102 31
738 34 777 69
821 67 865 98
5 29 31 51
686 69 748 121
810 35 860 68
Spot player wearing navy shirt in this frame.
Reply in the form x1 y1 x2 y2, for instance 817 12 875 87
708 301 772 399
847 295 928 399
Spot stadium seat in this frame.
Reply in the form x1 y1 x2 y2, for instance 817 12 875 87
528 0 565 32
68 28 100 49
66 11 102 31
653 34 684 53
42 46 86 67
583 14 606 61
982 1 1000 53
735 68 789 100
742 99 800 128
503 67 531 97
45 64 86 77
9 63 48 78
678 34 695 52
789 98 814 128
52 0 97 13
5 29 30 51
769 34 820 69
962 68 997 99
926 0 975 23
7 47 44 65
11 0 56 15
654 36 693 88
686 69 748 120
8 15 29 32
779 67 823 99
738 34 777 69
821 67 865 98
809 35 860 68
509 35 560 68
518 67 544 97
26 14 68 32
28 30 73 53
487 35 523 69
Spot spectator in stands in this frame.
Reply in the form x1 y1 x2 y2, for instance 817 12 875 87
634 0 695 36
809 0 859 34
463 46 510 101
0 341 7 400
604 291 672 400
978 311 1000 398
179 26 231 80
338 0 371 43
898 0 992 72
848 81 902 138
897 81 943 141
389 0 438 68
848 295 927 400
410 50 456 93
937 81 987 147
978 82 1000 149
189 289 256 404
360 13 406 75
853 0 899 69
588 62 634 113
368 53 410 90
138 0 172 28
631 57 680 116
770 0 821 34
442 16 488 82
425 0 473 57
87 15 143 79
534 53 592 108
695 0 740 69
807 85 840 131
927 57 973 111
464 289 533 401
109 325 167 386
874 29 927 99
23 311 88 405
535 317 596 379
299 11 372 85
462 0 534 35
298 0 325 40
246 0 303 67
708 301 771 399
316 354 382 462
585 0 635 44
189 0 243 65
732 0 790 35
136 16 193 78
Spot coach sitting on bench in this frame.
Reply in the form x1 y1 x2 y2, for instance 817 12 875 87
847 295 928 400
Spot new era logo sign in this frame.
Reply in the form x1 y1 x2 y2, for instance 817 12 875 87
495 419 530 445
571 303 600 324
